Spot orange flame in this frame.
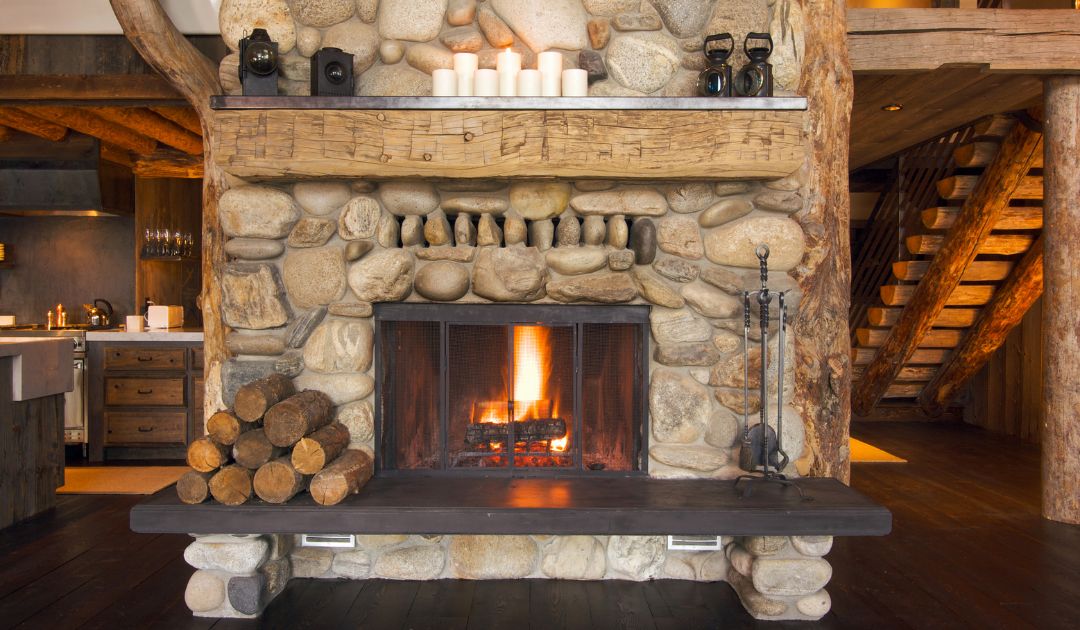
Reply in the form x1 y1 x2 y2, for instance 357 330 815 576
513 325 555 422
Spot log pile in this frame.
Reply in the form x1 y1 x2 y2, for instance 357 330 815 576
177 374 373 507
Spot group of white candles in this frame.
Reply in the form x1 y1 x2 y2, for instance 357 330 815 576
432 49 588 97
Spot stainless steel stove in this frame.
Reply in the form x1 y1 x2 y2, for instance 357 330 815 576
0 326 92 446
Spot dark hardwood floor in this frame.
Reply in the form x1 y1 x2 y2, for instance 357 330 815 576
1 422 1077 629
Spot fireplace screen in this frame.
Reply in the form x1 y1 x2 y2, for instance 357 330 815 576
375 304 648 475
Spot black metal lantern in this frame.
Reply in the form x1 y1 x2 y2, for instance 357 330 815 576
696 33 735 98
239 28 279 96
735 32 774 98
311 47 354 96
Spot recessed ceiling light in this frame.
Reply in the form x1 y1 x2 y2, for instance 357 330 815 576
881 103 903 112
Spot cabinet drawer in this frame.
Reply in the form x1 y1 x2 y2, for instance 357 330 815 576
104 347 187 371
193 377 205 418
105 411 186 445
106 377 185 406
191 347 204 372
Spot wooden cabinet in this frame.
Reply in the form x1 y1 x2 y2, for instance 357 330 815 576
88 339 203 461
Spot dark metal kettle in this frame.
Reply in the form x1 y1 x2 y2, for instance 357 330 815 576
84 298 113 327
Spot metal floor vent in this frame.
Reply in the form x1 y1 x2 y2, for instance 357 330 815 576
301 534 356 548
667 535 723 551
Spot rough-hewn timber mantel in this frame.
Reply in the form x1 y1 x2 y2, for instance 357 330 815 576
210 100 807 180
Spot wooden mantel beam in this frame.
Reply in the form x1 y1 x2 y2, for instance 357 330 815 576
918 236 1044 416
848 9 1080 74
851 110 1043 416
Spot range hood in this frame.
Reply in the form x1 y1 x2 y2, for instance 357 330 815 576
0 134 134 216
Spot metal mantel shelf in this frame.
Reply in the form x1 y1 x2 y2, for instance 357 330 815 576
210 95 808 111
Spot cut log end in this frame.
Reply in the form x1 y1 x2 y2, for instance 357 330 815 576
206 410 251 445
232 428 284 470
176 470 212 504
186 436 230 473
209 465 254 506
309 450 374 506
234 373 296 423
253 456 308 504
264 390 335 448
291 423 351 475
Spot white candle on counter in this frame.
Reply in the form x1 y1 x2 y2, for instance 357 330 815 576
475 68 498 96
496 48 521 97
432 68 457 96
538 51 563 97
561 69 588 97
517 69 542 97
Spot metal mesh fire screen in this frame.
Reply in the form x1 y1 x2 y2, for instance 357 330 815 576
375 304 649 476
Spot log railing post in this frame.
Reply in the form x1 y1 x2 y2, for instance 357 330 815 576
1042 76 1080 525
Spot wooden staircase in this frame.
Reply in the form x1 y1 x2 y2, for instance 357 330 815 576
851 114 1044 404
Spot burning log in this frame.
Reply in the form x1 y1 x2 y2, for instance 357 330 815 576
232 428 286 470
176 470 212 504
186 436 230 472
465 418 567 445
309 450 374 506
234 373 296 422
209 464 254 506
206 410 251 445
291 423 351 475
253 456 309 504
263 390 335 448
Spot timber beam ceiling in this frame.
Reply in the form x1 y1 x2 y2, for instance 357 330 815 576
0 74 184 105
848 9 1080 74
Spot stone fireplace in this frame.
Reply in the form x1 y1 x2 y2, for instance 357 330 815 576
152 0 880 623
216 172 810 585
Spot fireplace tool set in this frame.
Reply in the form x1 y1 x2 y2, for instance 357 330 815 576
734 245 809 500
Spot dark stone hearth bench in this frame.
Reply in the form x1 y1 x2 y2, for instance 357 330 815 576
133 477 890 621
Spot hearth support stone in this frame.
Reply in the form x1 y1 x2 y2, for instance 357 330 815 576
725 536 835 621
183 534 293 618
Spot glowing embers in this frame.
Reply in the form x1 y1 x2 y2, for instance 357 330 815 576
456 324 573 469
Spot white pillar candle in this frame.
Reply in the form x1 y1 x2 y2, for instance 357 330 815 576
457 72 475 96
453 52 478 75
517 69 542 97
496 48 521 97
538 51 563 97
432 68 457 96
475 68 499 96
496 48 521 74
561 69 588 97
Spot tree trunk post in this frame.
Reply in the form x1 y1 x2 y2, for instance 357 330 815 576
1042 76 1080 525
110 0 228 426
792 0 854 482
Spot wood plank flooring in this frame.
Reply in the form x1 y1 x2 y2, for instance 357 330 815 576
0 422 1077 629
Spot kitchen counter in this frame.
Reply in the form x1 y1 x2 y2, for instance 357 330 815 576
87 328 203 342
0 337 74 400
1 338 68 529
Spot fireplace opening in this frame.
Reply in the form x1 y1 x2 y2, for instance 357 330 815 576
375 304 649 476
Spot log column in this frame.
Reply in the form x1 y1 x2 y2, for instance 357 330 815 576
1042 76 1080 525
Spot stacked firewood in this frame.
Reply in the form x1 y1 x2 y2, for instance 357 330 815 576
176 374 374 507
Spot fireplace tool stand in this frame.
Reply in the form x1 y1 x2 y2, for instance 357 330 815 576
734 245 809 501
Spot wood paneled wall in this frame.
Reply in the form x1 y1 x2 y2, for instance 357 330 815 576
0 34 226 75
964 297 1043 442
134 177 202 325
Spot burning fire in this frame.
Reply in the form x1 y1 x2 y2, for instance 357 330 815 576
473 325 568 454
